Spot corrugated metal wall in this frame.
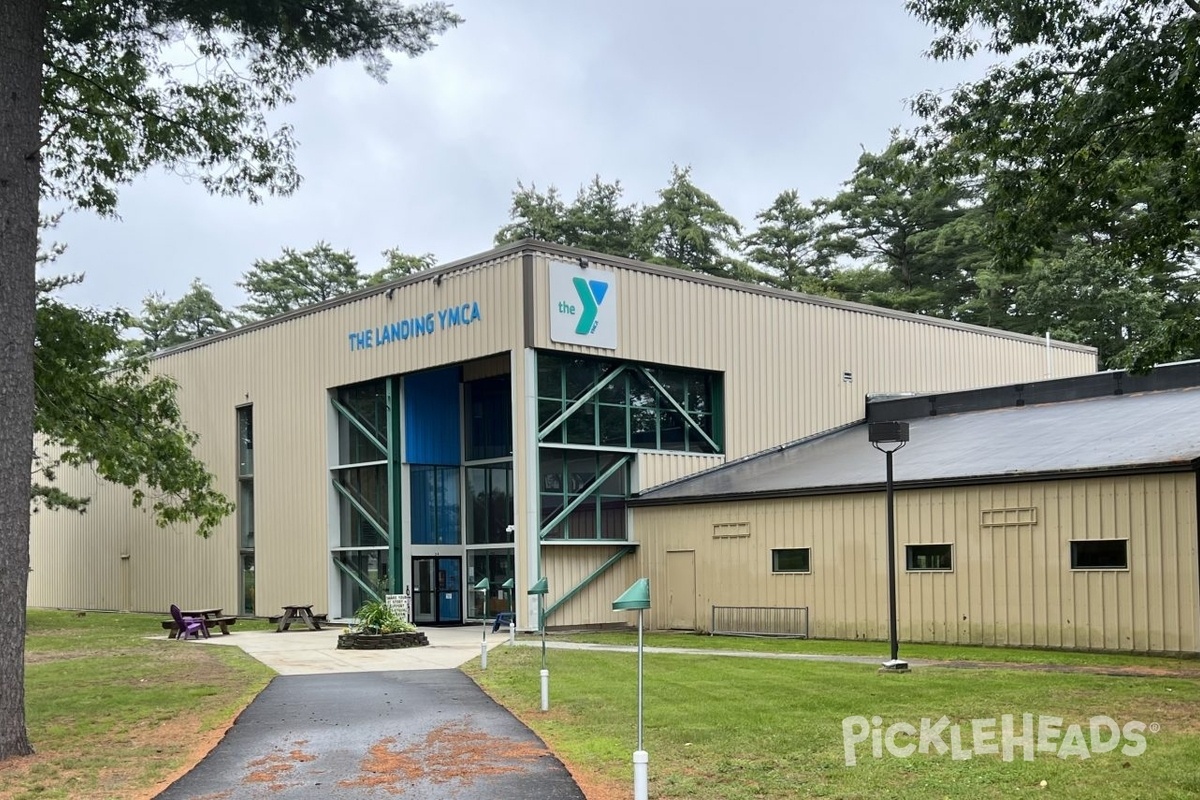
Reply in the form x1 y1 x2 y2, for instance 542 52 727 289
525 251 1097 460
28 245 1102 625
542 545 641 627
636 452 726 492
29 255 526 615
625 474 1200 654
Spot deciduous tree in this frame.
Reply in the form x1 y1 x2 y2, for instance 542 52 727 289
0 0 460 760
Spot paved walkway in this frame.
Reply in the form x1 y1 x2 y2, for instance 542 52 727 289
512 639 935 667
156 627 582 799
157 670 583 800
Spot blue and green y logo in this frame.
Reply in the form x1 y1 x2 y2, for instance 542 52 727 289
570 276 610 335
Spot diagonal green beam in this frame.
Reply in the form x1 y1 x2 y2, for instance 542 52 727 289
543 545 636 622
331 396 387 456
333 557 383 604
332 481 389 541
539 454 631 539
639 367 721 453
538 364 629 441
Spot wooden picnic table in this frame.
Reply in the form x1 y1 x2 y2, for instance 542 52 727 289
167 608 238 637
273 604 325 632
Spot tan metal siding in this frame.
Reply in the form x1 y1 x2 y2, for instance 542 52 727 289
542 545 640 628
525 251 1096 460
29 256 527 615
622 474 1199 654
635 452 726 492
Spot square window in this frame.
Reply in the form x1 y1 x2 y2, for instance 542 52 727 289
772 548 811 573
906 544 952 571
1070 539 1128 570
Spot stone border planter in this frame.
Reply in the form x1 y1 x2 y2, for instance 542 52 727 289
337 631 430 650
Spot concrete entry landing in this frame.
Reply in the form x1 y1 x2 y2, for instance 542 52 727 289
198 624 503 675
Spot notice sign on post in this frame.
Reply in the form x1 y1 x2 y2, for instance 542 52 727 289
549 260 617 349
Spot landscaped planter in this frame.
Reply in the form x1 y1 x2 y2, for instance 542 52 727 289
336 631 430 650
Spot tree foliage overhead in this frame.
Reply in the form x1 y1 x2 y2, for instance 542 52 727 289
41 1 462 212
496 176 647 260
641 165 756 280
741 189 830 292
907 0 1200 365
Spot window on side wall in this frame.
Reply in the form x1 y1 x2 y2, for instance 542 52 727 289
906 543 953 572
771 548 811 574
1070 539 1128 570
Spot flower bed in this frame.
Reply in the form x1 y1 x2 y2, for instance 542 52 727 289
337 631 430 650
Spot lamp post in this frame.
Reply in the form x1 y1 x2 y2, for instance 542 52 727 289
868 421 910 673
528 576 549 711
502 577 516 644
474 576 490 670
613 578 651 800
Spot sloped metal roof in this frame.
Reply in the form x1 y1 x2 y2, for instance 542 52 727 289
637 386 1200 503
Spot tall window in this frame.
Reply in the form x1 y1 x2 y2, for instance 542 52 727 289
465 375 512 460
466 464 513 544
332 380 392 615
236 406 255 615
410 466 460 545
539 450 629 540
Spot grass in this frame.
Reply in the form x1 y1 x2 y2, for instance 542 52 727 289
2 610 275 800
549 630 1200 670
469 645 1200 799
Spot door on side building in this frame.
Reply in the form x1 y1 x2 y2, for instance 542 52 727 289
665 549 697 630
412 557 463 624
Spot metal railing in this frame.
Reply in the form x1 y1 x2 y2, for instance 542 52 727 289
710 606 809 638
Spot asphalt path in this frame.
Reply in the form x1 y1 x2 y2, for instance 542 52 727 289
157 670 584 800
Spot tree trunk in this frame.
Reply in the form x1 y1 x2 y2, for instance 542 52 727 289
0 0 47 762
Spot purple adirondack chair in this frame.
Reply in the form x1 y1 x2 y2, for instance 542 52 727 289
170 604 207 641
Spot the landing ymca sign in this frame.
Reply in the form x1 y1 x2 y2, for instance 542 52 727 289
549 260 617 349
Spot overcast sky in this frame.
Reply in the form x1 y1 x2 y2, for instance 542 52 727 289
53 1 986 313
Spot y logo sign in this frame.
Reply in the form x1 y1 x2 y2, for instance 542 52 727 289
549 260 618 349
572 277 610 335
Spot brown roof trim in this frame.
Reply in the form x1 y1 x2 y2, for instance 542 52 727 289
154 239 1097 359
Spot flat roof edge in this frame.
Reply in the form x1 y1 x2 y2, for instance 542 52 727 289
151 239 1097 359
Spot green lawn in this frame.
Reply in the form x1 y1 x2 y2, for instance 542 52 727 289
550 630 1200 671
469 645 1200 800
3 610 274 800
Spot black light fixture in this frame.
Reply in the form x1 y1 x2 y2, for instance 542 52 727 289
868 420 910 673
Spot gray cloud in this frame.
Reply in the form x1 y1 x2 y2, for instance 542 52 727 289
52 0 986 313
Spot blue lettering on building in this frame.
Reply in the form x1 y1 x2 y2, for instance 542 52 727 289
348 301 482 351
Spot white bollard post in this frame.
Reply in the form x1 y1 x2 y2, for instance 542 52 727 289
480 638 488 670
540 669 550 712
509 620 516 645
633 750 649 800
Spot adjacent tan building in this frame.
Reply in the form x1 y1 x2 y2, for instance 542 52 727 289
633 368 1200 655
28 241 1099 642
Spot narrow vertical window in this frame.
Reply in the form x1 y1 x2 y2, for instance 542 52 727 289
236 405 255 615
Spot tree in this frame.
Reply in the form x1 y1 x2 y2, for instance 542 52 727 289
371 248 437 283
494 176 646 260
741 189 831 292
494 182 570 245
239 242 437 320
561 177 647 260
821 134 985 317
908 0 1200 363
34 277 234 529
1 0 460 761
641 165 755 280
238 242 364 320
130 279 234 355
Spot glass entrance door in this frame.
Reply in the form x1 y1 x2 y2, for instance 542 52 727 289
412 556 462 624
